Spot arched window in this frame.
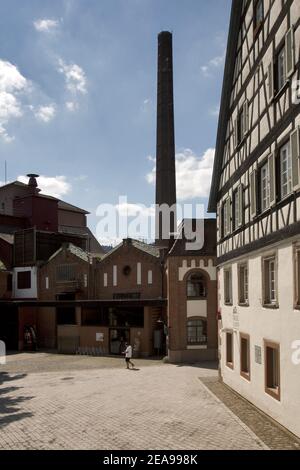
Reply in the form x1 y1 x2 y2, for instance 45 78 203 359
187 273 206 298
187 318 207 345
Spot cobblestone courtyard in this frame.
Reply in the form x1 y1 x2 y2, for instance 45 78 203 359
0 353 298 450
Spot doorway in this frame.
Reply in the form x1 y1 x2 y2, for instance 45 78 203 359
109 328 130 355
0 305 19 350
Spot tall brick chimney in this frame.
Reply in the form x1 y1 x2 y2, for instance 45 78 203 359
155 31 177 247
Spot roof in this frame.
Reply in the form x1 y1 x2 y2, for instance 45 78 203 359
58 200 89 214
0 233 14 245
47 243 90 263
208 0 242 212
100 238 161 261
168 218 216 257
58 225 89 237
0 181 27 190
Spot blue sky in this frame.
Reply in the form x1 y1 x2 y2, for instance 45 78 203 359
0 0 231 240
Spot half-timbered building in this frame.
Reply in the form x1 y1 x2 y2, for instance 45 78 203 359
209 0 300 438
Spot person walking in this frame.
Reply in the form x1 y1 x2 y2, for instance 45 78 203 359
123 342 135 369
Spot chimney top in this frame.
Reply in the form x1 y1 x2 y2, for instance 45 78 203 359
26 174 40 193
158 31 172 37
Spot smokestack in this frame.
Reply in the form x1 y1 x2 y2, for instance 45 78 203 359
155 31 177 247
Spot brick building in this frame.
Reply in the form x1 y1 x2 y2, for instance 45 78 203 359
167 219 217 362
0 31 218 362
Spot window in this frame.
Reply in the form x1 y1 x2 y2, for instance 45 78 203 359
279 141 292 198
56 264 76 282
187 273 206 298
222 198 231 237
187 318 207 345
81 308 109 326
276 47 286 92
224 268 232 305
113 292 141 299
265 342 280 400
237 108 245 145
226 331 233 368
56 307 76 325
233 185 243 230
17 270 31 289
260 162 270 212
240 334 250 380
235 101 248 147
238 263 249 305
263 256 277 306
254 0 263 33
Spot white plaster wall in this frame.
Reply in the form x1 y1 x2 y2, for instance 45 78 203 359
219 238 300 438
187 300 207 318
13 267 37 299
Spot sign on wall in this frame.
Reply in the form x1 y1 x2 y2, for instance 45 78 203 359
232 307 239 330
255 345 262 364
96 332 104 342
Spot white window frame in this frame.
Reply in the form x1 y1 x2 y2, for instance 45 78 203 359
263 256 277 306
260 162 270 212
224 267 233 305
280 141 292 199
238 263 249 305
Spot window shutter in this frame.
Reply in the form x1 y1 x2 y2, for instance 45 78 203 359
238 184 243 227
267 62 274 102
225 197 231 236
243 100 249 136
250 170 257 219
234 118 238 148
268 153 276 206
217 204 222 238
285 27 294 78
290 127 300 189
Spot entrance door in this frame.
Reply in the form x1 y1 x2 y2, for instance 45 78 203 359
0 305 18 350
109 328 130 355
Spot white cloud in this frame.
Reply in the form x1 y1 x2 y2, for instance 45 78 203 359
17 175 71 199
0 60 27 93
34 19 59 33
58 59 87 95
65 101 78 111
0 91 22 120
0 124 14 143
116 202 155 218
0 59 28 142
146 148 215 200
201 52 225 77
35 104 56 123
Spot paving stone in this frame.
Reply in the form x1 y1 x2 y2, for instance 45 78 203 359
200 377 300 451
0 353 267 450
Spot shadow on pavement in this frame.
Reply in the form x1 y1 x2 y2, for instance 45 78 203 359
0 372 34 428
175 361 218 370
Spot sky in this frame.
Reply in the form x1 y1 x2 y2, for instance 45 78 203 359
0 0 231 243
